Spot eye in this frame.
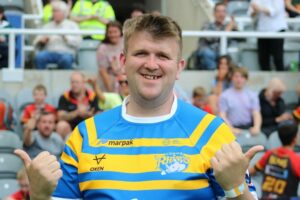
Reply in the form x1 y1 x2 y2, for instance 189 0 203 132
158 53 170 60
134 51 147 57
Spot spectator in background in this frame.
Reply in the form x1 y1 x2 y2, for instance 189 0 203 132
259 78 293 137
23 111 64 159
297 83 300 106
249 122 300 199
196 2 237 70
207 55 233 114
42 0 73 24
4 168 30 200
97 21 123 92
293 106 300 123
34 1 81 70
21 84 56 127
70 0 115 40
219 67 262 136
192 86 213 114
0 5 10 69
88 74 129 111
56 71 99 140
130 3 146 18
285 0 300 17
248 0 287 71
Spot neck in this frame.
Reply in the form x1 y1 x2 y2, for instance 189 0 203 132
127 93 174 117
283 144 294 150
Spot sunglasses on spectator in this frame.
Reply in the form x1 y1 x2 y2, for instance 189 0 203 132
118 80 128 85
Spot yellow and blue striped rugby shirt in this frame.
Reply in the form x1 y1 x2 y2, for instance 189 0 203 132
52 98 257 200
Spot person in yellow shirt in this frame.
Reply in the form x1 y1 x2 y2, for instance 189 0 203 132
70 0 115 40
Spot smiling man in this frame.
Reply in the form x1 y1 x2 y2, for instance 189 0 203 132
15 14 262 200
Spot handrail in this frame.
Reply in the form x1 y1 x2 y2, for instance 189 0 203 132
0 29 299 70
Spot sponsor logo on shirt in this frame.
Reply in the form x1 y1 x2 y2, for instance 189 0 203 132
156 152 190 175
90 154 106 171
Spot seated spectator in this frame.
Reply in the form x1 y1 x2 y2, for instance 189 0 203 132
249 122 300 199
56 71 99 140
293 106 300 123
70 0 115 40
285 0 300 17
0 5 10 69
97 21 123 92
0 99 14 131
297 83 300 106
130 3 146 18
219 67 262 136
88 74 129 111
192 86 213 114
23 111 64 159
34 1 81 70
42 0 72 24
4 168 30 200
21 84 56 127
259 78 293 137
207 55 233 114
196 2 237 70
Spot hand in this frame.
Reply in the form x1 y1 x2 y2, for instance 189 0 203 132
226 16 236 31
251 3 260 12
77 104 89 117
249 126 260 135
232 127 243 135
14 149 62 200
211 142 264 190
86 76 97 88
25 118 36 131
39 36 49 45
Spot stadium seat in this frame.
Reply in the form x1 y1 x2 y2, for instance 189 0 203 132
0 153 23 179
266 131 281 150
236 131 267 152
1 0 24 12
78 40 100 70
0 89 13 106
238 42 260 71
15 88 34 116
227 1 249 17
0 130 22 153
0 179 19 200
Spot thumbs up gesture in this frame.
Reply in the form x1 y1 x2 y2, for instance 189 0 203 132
14 149 62 200
210 141 264 191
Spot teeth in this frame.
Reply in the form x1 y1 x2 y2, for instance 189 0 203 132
143 74 160 80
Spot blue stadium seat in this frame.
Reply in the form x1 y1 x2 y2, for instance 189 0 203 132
227 1 249 17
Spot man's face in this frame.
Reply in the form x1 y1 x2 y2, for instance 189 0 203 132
52 8 64 23
33 89 46 105
120 31 184 103
18 177 29 194
71 73 85 95
37 114 56 137
214 5 227 24
232 71 247 90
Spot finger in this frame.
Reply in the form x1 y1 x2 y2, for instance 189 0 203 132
14 149 32 168
210 157 220 172
245 145 264 161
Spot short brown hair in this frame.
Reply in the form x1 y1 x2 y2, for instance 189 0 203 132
123 14 182 56
232 66 249 80
193 86 207 98
33 84 47 95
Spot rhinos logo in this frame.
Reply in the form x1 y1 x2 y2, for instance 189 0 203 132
156 153 190 175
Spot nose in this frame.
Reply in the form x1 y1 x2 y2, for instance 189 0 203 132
144 54 159 70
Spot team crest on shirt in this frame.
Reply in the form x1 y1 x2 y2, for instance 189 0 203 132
156 153 190 175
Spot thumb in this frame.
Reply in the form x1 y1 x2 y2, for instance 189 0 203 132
245 145 264 161
14 149 32 168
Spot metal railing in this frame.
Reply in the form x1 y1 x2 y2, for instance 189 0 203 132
0 29 299 70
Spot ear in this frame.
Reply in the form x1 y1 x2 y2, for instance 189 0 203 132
119 52 126 72
175 59 185 80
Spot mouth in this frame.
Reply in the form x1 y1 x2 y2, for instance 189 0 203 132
141 73 162 80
